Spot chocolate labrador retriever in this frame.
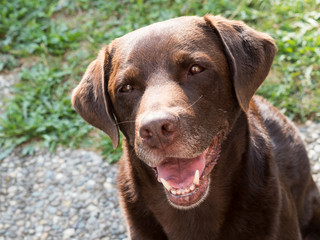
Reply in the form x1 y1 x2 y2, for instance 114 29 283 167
72 15 320 240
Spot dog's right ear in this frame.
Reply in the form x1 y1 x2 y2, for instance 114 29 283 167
204 15 277 112
71 46 119 149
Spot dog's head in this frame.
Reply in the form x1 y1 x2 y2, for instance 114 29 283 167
72 15 276 209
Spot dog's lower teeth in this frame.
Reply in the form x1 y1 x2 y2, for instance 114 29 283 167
166 183 198 196
161 171 201 196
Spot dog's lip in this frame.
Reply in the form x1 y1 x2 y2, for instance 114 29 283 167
154 131 223 207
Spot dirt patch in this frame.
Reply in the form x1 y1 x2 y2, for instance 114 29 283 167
0 73 19 113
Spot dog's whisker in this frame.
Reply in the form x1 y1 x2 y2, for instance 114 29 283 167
183 95 203 111
117 120 136 126
218 108 227 113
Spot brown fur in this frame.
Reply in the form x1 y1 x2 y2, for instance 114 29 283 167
72 15 320 240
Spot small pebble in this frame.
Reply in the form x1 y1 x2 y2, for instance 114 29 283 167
63 228 75 239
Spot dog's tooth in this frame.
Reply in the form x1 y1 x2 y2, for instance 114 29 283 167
184 188 190 194
190 184 195 191
177 189 182 195
171 189 177 195
193 170 200 186
160 178 172 192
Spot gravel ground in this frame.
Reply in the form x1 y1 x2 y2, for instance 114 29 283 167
299 121 320 186
0 149 127 240
0 121 319 240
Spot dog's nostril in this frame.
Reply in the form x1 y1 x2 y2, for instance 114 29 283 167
140 127 153 139
161 122 175 135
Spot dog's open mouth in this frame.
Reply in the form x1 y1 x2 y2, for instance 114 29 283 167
154 132 223 208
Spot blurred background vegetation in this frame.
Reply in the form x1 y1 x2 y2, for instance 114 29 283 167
0 0 319 162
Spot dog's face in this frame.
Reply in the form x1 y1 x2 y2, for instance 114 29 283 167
110 17 235 164
72 15 277 209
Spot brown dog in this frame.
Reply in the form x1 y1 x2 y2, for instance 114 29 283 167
72 15 320 240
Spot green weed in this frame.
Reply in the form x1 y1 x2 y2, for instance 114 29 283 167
0 62 92 159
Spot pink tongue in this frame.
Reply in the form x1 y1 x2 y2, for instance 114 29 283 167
156 154 206 189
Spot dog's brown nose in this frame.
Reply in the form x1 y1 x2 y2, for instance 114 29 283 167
139 112 178 149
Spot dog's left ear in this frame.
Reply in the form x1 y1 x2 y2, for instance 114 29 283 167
204 15 277 112
71 46 119 149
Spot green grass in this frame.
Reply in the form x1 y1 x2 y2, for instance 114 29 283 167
0 0 319 161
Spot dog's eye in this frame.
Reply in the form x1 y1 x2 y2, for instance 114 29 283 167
189 64 204 75
119 84 134 93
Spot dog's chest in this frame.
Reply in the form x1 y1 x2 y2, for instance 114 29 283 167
150 202 220 239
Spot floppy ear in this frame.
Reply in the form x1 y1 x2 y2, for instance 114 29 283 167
71 46 119 149
204 15 277 112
